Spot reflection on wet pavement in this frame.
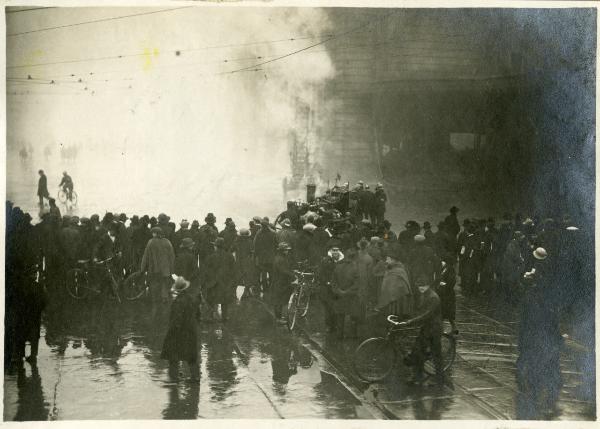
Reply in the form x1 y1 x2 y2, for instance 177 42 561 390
4 296 370 420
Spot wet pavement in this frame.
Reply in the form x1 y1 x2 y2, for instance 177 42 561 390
301 288 596 421
4 278 597 421
4 288 374 420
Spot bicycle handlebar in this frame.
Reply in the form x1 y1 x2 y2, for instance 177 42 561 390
387 315 404 326
293 270 314 276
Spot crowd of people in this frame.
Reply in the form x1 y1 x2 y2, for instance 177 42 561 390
4 178 588 410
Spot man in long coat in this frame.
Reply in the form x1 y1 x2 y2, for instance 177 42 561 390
332 247 363 339
271 242 295 324
141 226 175 317
204 237 236 321
254 217 277 294
37 170 50 207
232 228 257 299
444 206 460 238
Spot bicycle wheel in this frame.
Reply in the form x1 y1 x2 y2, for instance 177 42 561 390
298 288 311 318
70 191 78 206
354 337 396 382
123 271 147 301
106 271 122 303
65 268 90 299
57 189 67 204
287 291 300 331
424 333 457 376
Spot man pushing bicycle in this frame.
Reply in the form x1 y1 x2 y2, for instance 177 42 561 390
391 275 445 386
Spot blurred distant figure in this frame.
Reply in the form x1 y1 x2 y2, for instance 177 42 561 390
59 171 74 201
37 170 50 207
43 145 52 161
444 206 460 239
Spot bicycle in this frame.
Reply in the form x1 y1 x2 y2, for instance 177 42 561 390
353 314 456 383
65 256 122 303
57 188 78 206
287 263 316 331
121 270 149 301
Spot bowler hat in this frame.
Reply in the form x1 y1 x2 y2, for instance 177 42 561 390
151 226 163 235
205 213 216 222
533 247 548 260
277 242 292 251
171 276 190 293
450 206 459 213
180 237 195 248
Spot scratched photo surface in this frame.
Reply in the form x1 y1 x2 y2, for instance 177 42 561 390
4 5 596 422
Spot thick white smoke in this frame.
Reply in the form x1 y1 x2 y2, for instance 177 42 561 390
6 7 335 224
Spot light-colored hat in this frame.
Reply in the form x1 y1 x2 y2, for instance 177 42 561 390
303 223 316 232
533 247 548 260
171 276 190 292
414 234 426 243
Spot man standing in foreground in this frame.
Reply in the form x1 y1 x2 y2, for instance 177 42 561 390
37 170 50 207
141 226 175 317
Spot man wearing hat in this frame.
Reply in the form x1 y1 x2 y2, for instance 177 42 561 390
276 218 297 249
175 238 200 289
37 169 50 207
444 206 460 239
373 183 387 227
219 218 238 252
316 245 344 333
232 228 257 299
408 234 441 294
356 238 374 308
141 226 175 317
203 237 236 322
59 215 82 271
332 247 363 339
254 217 277 294
161 276 200 382
48 198 61 225
275 201 300 231
516 247 562 418
395 274 444 386
173 219 192 254
197 213 219 274
157 213 174 243
377 244 412 319
500 230 526 303
398 221 420 258
272 242 295 324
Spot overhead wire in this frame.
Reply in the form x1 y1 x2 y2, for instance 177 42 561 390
7 10 489 97
7 6 192 37
6 7 57 14
6 32 346 70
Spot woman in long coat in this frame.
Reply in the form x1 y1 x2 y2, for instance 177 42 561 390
161 277 200 381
